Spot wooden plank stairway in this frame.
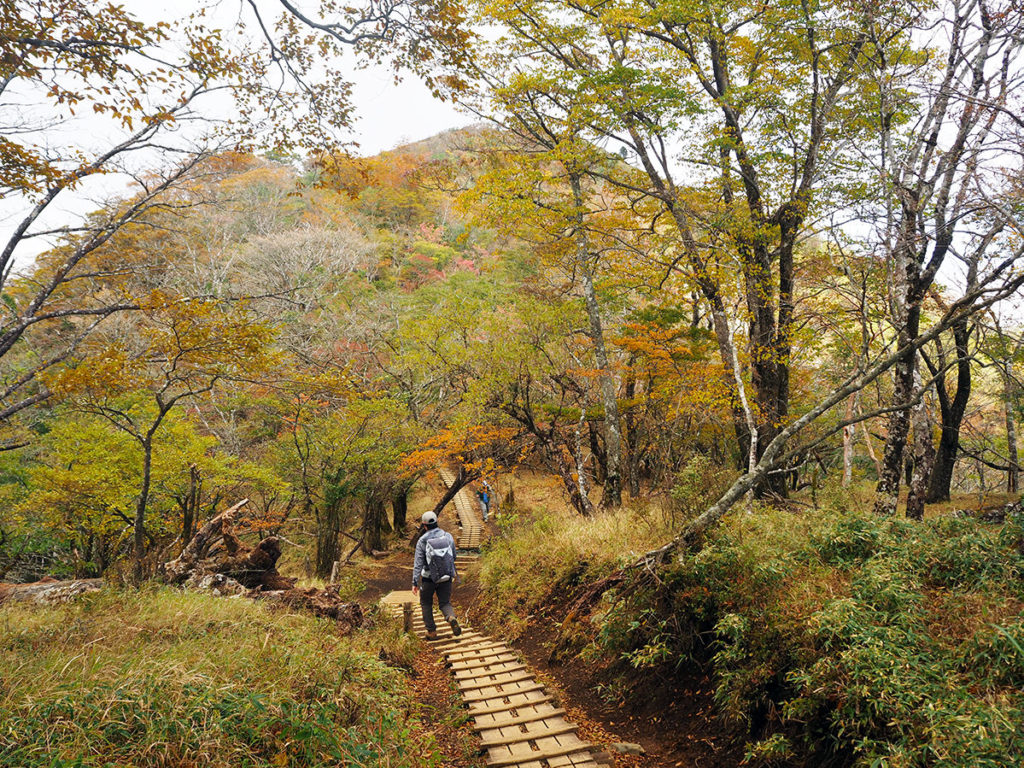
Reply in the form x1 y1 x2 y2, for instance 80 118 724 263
380 591 606 768
439 467 485 550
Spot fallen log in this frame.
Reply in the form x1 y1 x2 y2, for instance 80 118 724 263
163 499 250 583
255 586 363 628
0 577 103 606
163 500 362 631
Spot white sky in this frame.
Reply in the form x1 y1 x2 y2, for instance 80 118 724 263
346 67 470 156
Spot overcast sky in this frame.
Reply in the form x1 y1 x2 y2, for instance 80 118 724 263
346 66 471 155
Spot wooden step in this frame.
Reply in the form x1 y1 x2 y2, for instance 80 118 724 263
468 692 552 718
453 661 528 678
431 634 489 651
459 670 536 692
485 742 595 768
479 721 579 749
449 651 520 669
444 641 509 659
429 631 484 646
472 707 567 731
464 680 546 703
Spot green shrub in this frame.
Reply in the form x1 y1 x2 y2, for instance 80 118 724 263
959 620 1024 687
479 500 1024 766
808 514 885 565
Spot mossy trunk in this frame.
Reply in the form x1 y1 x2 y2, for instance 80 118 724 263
391 486 409 533
362 494 391 554
315 500 343 579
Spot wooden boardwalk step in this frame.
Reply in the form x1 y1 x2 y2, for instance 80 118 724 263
450 653 521 671
468 688 552 720
444 641 509 658
458 669 536 692
464 680 547 703
485 742 596 768
472 707 567 731
429 632 486 646
453 661 528 678
479 721 580 748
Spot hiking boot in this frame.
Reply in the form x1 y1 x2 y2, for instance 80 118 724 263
425 630 438 640
448 616 462 637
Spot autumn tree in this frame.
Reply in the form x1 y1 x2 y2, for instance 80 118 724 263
864 0 1024 515
18 410 277 575
270 381 416 576
459 127 646 506
46 294 275 576
454 0 905 496
0 0 467 440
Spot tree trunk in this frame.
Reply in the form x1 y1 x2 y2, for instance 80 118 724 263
623 365 642 498
875 290 922 515
315 500 343 579
572 407 593 512
571 173 623 508
588 421 607 484
133 437 154 581
1005 370 1019 494
724 308 758 510
705 294 753 470
362 494 390 554
906 373 934 520
925 319 972 502
391 485 409 532
433 466 480 516
743 249 789 499
875 356 915 515
181 464 201 553
861 417 883 480
842 394 856 487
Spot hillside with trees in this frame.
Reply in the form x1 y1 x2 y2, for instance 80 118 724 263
2 1 1024 767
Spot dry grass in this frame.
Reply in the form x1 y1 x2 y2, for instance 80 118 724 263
0 587 433 767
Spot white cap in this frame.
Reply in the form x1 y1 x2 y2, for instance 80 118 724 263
421 511 438 525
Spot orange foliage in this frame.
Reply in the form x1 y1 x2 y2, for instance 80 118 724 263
401 424 524 478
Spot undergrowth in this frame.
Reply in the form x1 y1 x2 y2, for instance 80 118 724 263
480 479 1024 767
0 587 430 767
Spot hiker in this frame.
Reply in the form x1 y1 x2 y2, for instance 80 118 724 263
483 480 496 518
480 488 490 521
411 511 461 639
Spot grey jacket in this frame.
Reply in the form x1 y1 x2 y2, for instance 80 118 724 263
412 527 456 588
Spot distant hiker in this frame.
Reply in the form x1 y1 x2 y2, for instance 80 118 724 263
483 480 495 518
412 511 461 639
480 488 490 521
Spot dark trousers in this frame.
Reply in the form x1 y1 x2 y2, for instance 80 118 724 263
419 578 454 631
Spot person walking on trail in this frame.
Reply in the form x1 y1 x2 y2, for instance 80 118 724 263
412 511 461 640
